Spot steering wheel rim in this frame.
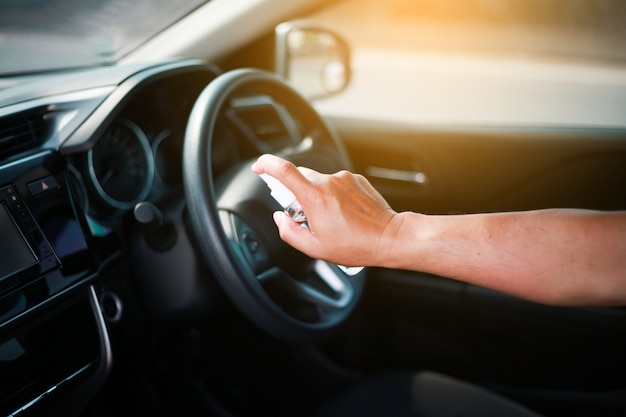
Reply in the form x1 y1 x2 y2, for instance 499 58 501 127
183 68 365 342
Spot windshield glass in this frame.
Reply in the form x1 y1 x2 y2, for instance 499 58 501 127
0 0 208 76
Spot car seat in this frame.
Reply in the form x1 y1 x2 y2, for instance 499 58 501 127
310 370 543 417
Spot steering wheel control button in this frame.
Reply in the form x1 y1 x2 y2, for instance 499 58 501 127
242 232 260 253
27 175 59 197
231 215 270 273
242 231 270 272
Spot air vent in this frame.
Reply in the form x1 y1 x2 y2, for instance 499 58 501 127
0 108 48 161
235 105 290 143
227 96 299 152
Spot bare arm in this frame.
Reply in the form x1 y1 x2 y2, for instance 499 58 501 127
386 209 626 306
252 154 626 306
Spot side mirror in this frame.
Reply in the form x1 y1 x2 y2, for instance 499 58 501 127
275 21 351 100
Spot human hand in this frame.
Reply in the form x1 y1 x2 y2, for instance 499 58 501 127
251 154 398 267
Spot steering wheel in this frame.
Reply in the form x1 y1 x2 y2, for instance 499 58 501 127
183 68 365 342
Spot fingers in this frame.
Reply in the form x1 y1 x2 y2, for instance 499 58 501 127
251 154 312 197
252 154 396 266
272 210 316 252
296 166 322 181
253 155 323 253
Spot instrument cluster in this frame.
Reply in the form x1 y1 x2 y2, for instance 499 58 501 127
80 69 218 220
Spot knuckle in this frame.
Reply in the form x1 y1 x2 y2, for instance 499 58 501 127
276 159 297 178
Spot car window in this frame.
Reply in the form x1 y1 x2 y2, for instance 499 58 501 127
307 0 626 129
0 0 208 76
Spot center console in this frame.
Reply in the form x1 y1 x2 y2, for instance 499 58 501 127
0 152 107 416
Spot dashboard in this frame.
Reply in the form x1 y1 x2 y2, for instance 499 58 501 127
0 59 303 416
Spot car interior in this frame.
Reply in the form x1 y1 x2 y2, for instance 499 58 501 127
0 0 625 416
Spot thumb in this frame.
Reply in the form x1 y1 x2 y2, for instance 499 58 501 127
272 211 312 249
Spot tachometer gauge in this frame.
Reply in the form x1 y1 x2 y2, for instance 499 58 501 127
88 119 154 210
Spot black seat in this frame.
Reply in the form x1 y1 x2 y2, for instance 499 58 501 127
310 371 543 417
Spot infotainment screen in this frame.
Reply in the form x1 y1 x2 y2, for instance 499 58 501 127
0 202 38 281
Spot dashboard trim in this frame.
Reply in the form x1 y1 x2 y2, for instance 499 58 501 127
60 59 216 154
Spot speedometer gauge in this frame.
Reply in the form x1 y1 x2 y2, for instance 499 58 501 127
88 119 154 210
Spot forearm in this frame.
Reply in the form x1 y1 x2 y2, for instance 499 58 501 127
383 209 626 306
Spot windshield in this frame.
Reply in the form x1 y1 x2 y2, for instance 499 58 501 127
0 0 208 76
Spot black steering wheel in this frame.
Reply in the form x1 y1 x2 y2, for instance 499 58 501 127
183 68 365 342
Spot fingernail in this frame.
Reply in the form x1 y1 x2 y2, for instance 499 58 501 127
272 211 283 226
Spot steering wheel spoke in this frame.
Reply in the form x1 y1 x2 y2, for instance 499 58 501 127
257 261 355 311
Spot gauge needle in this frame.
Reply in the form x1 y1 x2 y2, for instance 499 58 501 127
100 168 114 186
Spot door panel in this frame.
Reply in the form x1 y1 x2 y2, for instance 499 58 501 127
319 116 626 413
334 118 626 214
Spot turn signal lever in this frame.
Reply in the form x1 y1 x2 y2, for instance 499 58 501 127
133 201 177 251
